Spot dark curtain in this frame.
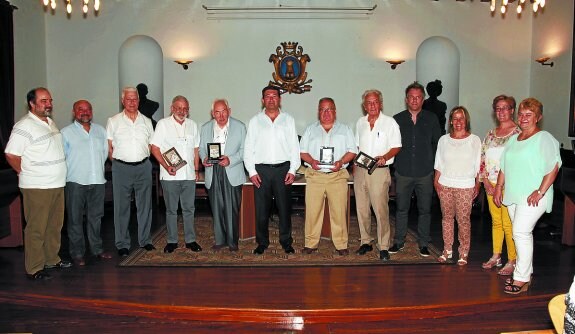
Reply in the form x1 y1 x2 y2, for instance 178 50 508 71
0 0 16 169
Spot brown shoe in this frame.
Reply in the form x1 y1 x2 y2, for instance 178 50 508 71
302 247 318 254
73 257 86 266
336 249 349 256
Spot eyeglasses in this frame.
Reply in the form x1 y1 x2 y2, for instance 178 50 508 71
319 108 335 112
173 107 189 112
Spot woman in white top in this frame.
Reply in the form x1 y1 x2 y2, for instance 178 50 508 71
434 106 481 265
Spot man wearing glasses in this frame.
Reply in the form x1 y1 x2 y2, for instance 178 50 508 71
150 95 202 254
391 82 441 257
300 97 357 256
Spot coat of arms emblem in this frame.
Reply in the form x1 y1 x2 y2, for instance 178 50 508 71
268 42 312 94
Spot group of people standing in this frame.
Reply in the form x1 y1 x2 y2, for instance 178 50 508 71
433 94 561 295
4 83 562 295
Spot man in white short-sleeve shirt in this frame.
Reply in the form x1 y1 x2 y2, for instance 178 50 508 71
106 86 154 257
5 87 71 280
150 95 202 254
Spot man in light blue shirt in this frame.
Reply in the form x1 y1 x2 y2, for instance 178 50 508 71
300 97 357 255
61 100 111 266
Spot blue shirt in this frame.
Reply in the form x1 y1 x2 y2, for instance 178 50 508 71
300 121 357 172
61 121 108 185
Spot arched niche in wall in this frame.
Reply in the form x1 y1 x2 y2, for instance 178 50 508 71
416 36 460 133
118 35 163 122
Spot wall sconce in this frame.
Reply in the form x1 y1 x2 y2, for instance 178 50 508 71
386 60 405 70
535 57 554 67
174 60 193 70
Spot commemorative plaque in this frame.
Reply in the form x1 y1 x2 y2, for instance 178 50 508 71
318 146 335 169
207 142 222 163
162 147 187 171
354 151 378 175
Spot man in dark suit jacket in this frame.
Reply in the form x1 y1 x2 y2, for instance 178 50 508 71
199 99 247 251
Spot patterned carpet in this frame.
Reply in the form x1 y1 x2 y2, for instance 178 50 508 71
119 214 444 267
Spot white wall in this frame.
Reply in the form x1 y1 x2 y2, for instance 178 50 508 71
530 0 574 147
12 0 47 116
11 0 572 145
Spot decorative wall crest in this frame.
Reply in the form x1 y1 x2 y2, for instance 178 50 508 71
268 42 312 94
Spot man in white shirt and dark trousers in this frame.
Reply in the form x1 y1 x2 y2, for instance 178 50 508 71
244 86 301 255
106 87 155 257
150 95 202 253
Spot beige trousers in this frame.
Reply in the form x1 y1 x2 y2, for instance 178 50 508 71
304 168 349 250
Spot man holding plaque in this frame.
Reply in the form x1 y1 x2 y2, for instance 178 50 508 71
107 87 154 256
354 89 402 261
199 99 247 252
391 82 441 257
300 97 357 255
151 95 202 254
244 86 301 255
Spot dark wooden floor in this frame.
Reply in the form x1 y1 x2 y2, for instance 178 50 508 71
1 195 574 334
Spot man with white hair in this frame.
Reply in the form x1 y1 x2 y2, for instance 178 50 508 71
106 87 154 257
151 95 202 253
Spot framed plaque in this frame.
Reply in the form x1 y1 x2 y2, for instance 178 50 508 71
162 147 187 171
318 146 335 168
354 151 378 175
207 142 222 163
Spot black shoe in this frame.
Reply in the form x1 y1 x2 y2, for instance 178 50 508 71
229 246 239 252
44 260 73 270
388 244 404 254
380 250 390 261
118 248 130 257
419 247 430 257
186 242 202 252
163 243 178 253
253 245 267 255
27 270 52 281
284 245 295 254
356 244 373 255
142 244 156 251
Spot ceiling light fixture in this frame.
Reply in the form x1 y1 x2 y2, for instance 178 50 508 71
490 0 547 14
42 0 101 15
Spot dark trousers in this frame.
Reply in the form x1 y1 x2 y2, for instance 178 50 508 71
207 165 242 248
65 182 106 258
394 171 434 247
254 163 293 248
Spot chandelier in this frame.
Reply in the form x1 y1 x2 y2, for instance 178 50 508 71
42 0 101 15
490 0 547 14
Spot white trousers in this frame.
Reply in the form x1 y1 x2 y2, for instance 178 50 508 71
508 196 547 282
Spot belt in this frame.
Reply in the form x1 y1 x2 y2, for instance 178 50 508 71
258 161 290 168
114 158 148 166
378 165 389 168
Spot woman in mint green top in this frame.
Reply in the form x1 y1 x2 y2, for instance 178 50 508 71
493 98 561 295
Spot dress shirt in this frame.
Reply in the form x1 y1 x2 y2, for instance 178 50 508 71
150 115 200 181
5 112 67 189
61 121 108 185
300 121 357 172
434 134 481 188
106 111 153 162
355 113 402 164
393 109 441 177
243 110 301 177
212 121 229 154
